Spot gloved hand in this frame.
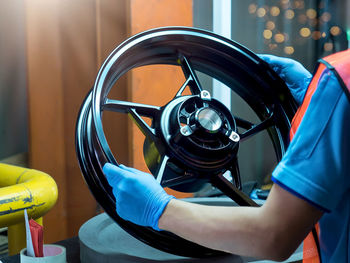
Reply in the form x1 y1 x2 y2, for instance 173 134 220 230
103 163 174 231
259 54 312 105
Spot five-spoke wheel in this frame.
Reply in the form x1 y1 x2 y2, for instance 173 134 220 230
76 27 297 257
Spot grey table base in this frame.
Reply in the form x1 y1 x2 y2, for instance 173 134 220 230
79 212 302 263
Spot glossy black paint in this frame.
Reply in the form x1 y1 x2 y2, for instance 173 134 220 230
75 27 297 257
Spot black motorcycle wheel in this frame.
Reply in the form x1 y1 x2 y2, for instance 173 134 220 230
75 27 297 258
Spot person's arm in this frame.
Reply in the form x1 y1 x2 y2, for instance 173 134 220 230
159 184 323 261
103 163 323 261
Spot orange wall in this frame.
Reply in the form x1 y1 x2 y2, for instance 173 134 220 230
26 0 129 242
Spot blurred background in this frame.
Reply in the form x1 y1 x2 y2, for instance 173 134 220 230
0 0 349 253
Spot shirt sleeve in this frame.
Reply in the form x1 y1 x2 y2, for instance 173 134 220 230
272 68 350 212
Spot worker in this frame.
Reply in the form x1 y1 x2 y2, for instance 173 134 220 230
103 49 350 262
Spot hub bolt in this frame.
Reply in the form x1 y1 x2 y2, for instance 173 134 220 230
229 131 240 142
180 125 193 136
200 90 211 100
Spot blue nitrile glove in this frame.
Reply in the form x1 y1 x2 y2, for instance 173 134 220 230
103 163 175 231
259 54 312 105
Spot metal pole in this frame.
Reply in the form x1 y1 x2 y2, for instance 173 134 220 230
212 0 232 110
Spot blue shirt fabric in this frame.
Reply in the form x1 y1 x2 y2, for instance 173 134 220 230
271 68 350 262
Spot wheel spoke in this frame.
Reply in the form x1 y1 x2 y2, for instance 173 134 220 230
103 99 161 117
177 55 202 95
128 109 157 140
239 113 274 142
175 78 192 97
234 116 255 130
211 173 258 207
103 99 161 140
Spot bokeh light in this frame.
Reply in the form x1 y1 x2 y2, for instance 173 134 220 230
246 1 342 56
263 30 273 39
321 12 331 22
270 6 280 16
312 31 322 40
306 9 317 19
284 46 295 54
248 4 257 14
285 9 295 19
280 0 290 9
300 27 311 37
274 33 285 43
324 42 333 51
293 0 305 9
257 7 267 17
330 26 341 36
266 21 276 30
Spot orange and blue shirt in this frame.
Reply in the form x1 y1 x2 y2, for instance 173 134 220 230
272 49 350 262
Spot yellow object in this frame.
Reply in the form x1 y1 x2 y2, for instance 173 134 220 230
0 163 58 255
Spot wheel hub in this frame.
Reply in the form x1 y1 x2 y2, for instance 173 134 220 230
157 90 239 176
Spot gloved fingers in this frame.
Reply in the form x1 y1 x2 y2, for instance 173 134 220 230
258 54 291 69
258 54 280 65
103 162 174 231
259 54 312 77
258 54 275 63
103 163 128 185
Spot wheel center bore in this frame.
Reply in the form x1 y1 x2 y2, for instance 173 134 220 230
196 108 222 133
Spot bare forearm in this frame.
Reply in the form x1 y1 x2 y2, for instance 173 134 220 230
158 185 322 261
158 199 278 259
